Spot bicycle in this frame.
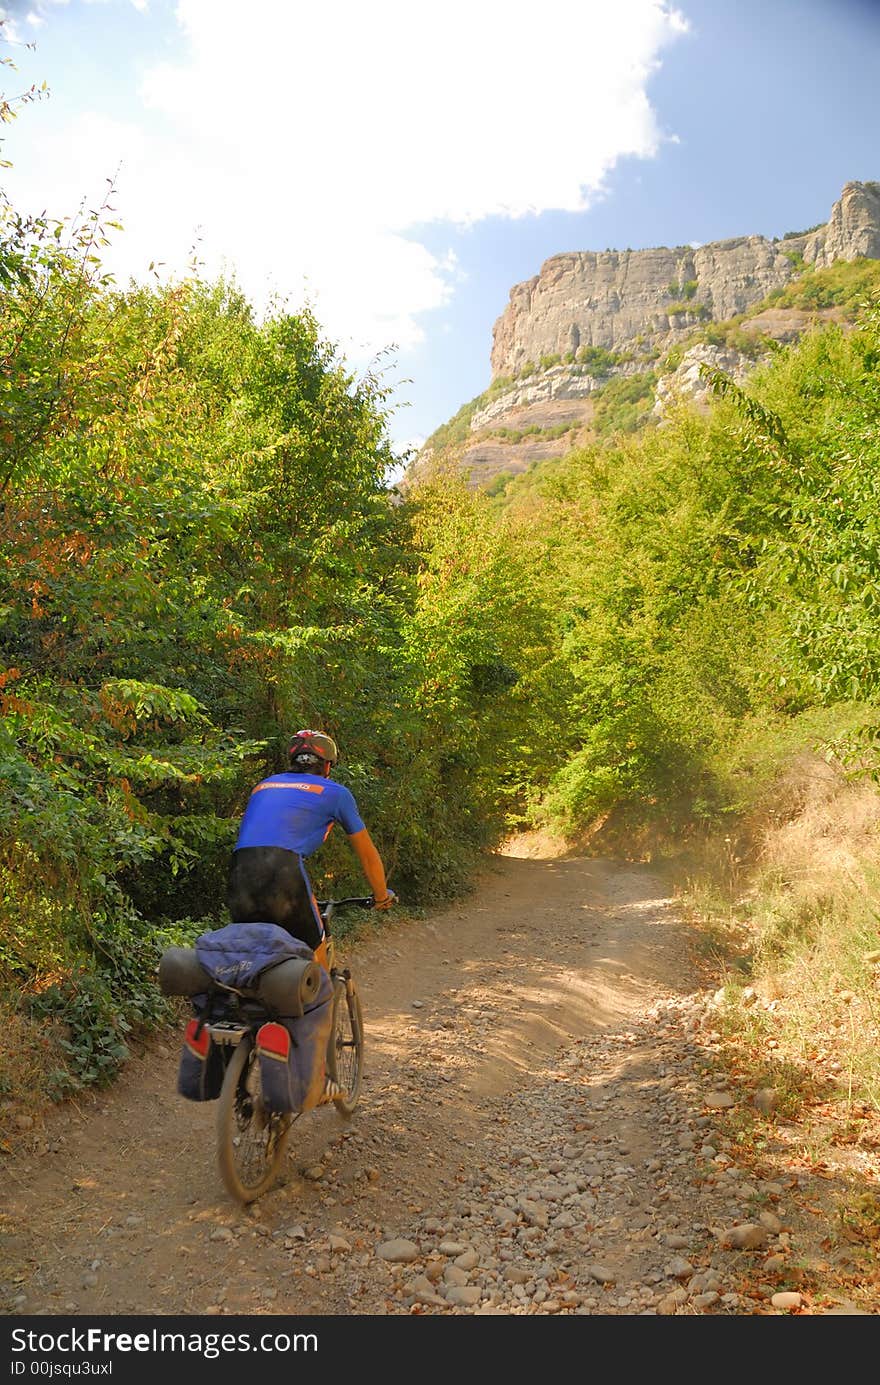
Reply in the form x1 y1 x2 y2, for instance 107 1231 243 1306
163 898 371 1205
319 897 368 1120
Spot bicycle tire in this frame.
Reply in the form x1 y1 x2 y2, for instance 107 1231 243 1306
216 1035 292 1203
327 976 364 1117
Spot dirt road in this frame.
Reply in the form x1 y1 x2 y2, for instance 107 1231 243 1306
1 840 874 1315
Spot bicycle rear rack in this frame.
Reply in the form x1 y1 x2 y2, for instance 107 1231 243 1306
207 1021 249 1046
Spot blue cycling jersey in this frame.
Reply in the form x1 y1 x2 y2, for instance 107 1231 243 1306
233 773 366 856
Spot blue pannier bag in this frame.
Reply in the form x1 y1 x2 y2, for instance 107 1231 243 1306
185 922 334 1114
177 1014 225 1101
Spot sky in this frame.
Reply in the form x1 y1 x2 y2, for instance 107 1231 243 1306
1 0 879 462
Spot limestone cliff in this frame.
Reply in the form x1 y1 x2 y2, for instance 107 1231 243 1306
489 181 880 380
412 181 880 493
804 181 880 268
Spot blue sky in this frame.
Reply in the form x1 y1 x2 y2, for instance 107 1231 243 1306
1 0 879 459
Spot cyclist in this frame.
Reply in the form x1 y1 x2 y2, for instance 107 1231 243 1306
227 729 396 971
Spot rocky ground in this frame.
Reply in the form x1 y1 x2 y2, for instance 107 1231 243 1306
1 840 877 1317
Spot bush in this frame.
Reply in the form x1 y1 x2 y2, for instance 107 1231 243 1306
781 222 824 239
668 279 698 300
576 345 622 374
666 300 711 320
593 372 657 436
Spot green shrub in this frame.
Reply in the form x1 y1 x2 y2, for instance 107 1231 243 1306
755 258 880 313
666 300 711 320
575 345 622 374
781 222 824 239
668 279 698 300
593 372 657 436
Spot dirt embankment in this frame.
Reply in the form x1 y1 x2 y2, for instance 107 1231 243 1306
1 837 876 1316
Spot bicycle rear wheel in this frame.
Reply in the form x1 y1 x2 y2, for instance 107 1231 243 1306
216 1035 292 1203
327 976 364 1117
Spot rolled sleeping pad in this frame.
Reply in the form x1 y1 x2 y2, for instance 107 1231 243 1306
158 946 213 997
256 957 322 1018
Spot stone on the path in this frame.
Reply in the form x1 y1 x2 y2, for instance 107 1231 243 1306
758 1210 783 1234
328 1234 351 1252
503 1266 531 1284
454 1249 478 1270
443 1265 470 1286
753 1088 778 1115
771 1291 802 1311
304 1165 324 1181
666 1257 693 1280
719 1223 768 1250
704 1091 735 1110
209 1226 234 1242
657 1287 688 1314
438 1239 467 1255
692 1290 719 1309
446 1285 482 1306
377 1238 420 1263
585 1264 615 1284
408 1274 443 1301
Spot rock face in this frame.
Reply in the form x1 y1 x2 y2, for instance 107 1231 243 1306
805 181 880 268
652 345 754 420
489 182 880 380
469 360 646 432
411 180 879 494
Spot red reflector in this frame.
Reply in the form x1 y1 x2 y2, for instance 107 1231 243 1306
184 1019 210 1058
257 1022 290 1060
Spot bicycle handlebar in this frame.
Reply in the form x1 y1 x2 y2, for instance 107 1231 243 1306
317 896 376 911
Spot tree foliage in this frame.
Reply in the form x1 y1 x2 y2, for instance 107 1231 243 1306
0 201 544 1096
496 290 880 834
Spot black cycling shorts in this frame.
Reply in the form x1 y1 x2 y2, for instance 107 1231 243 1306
227 846 324 951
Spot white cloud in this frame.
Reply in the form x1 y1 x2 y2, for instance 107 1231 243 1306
4 0 688 361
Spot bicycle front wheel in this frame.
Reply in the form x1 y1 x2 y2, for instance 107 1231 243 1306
216 1035 292 1203
327 976 364 1117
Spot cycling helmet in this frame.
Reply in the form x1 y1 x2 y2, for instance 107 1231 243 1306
288 728 339 776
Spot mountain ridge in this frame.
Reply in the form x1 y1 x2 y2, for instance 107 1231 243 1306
412 180 880 493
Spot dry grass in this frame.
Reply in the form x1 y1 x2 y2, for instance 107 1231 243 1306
680 752 880 1117
0 1010 69 1128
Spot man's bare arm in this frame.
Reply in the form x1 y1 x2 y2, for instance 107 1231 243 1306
347 828 394 906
